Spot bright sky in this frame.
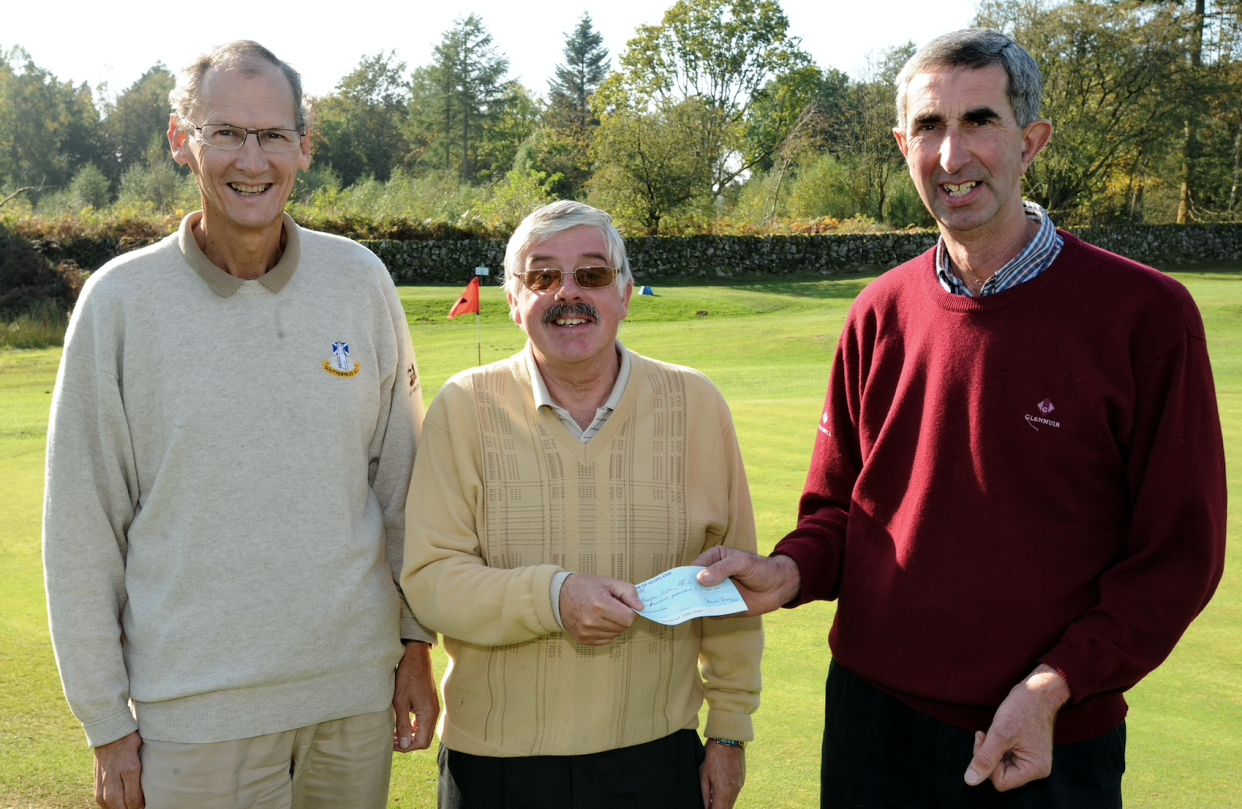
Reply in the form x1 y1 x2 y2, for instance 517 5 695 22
5 0 978 102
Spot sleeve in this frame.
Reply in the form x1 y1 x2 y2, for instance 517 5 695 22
400 386 565 646
368 278 435 644
769 314 863 604
699 410 764 743
42 302 141 747
1040 322 1228 703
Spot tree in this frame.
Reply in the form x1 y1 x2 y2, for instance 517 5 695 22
588 99 715 234
103 64 175 185
0 46 106 193
408 15 513 183
547 13 610 132
607 0 813 194
312 52 411 186
978 0 1187 221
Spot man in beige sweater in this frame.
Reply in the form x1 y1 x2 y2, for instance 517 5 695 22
402 201 763 809
44 41 437 809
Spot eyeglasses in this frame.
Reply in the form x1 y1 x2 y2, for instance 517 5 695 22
190 123 305 153
519 267 619 291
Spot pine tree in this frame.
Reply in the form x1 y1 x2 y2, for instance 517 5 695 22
548 13 609 132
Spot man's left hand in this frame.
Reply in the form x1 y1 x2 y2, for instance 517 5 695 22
393 641 439 752
699 740 745 809
964 664 1070 791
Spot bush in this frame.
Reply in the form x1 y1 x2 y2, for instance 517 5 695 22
0 224 82 320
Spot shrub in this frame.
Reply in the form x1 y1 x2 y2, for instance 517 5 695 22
0 224 81 320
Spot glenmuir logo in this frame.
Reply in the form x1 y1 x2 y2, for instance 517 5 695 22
818 410 832 437
1025 398 1061 431
323 342 360 378
407 362 420 395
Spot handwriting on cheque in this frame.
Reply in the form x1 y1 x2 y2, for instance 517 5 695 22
635 566 747 626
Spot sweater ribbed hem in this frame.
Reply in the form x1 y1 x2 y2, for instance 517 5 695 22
134 666 395 744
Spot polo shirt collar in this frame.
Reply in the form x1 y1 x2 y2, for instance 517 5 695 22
178 212 301 298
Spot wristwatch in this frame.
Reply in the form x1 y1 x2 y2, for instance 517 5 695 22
708 737 746 749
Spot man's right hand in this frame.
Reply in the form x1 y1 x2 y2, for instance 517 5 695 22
559 574 643 646
692 549 802 617
95 732 144 809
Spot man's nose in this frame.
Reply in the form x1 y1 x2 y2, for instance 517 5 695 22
234 133 270 169
555 271 585 298
939 128 971 175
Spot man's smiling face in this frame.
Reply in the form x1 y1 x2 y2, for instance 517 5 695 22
508 226 632 378
893 64 1050 245
170 59 310 241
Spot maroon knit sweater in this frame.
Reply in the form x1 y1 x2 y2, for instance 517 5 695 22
774 233 1227 744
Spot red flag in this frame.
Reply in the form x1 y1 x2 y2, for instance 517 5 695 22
448 277 481 319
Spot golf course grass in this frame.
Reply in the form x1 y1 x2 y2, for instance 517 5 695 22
2 270 1239 807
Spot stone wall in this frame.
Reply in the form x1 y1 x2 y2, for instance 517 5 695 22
32 224 1242 281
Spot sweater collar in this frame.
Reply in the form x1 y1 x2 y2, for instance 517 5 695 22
178 212 301 298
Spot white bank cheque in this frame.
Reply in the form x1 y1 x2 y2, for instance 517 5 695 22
635 566 748 626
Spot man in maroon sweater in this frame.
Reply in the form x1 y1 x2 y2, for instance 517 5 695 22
696 28 1227 807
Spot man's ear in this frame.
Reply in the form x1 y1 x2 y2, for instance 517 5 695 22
298 126 312 172
620 281 634 319
508 290 522 325
1021 120 1053 170
893 127 911 161
168 115 192 166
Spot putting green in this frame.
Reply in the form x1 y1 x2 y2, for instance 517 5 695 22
2 272 1238 807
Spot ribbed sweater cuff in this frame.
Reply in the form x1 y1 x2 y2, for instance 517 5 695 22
400 612 437 645
1040 644 1100 706
704 708 755 743
771 540 834 605
83 706 139 748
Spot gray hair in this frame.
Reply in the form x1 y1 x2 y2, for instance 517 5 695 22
894 29 1043 130
503 201 633 299
170 40 309 131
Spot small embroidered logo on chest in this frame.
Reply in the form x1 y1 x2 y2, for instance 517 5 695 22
1025 398 1061 431
818 410 832 437
323 342 360 378
407 362 420 395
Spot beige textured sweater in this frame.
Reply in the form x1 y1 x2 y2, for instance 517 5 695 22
402 349 763 757
44 214 432 747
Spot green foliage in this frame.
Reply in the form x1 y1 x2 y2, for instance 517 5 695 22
0 223 80 320
588 99 716 234
978 0 1188 223
312 52 412 186
547 13 610 133
408 15 515 183
35 162 111 216
0 46 107 194
102 64 174 186
611 0 813 194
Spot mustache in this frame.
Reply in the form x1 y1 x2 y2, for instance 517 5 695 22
542 302 599 324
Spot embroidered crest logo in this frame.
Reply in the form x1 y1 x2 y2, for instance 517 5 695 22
1026 397 1061 431
323 342 360 378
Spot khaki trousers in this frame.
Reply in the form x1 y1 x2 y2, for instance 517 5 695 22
139 709 394 809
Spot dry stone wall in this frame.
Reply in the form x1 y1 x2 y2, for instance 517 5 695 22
31 224 1242 280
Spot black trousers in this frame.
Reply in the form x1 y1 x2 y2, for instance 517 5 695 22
441 729 706 809
822 661 1126 809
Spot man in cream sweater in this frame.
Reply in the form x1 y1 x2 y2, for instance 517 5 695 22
43 41 437 808
402 201 763 809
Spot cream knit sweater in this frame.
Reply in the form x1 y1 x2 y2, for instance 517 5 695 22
44 214 432 747
402 349 763 757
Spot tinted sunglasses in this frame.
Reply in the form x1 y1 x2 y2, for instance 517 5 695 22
519 267 619 291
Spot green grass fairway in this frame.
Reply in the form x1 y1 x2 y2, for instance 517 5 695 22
3 271 1240 807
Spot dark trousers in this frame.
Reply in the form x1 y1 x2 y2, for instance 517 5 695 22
440 728 706 809
822 661 1126 809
